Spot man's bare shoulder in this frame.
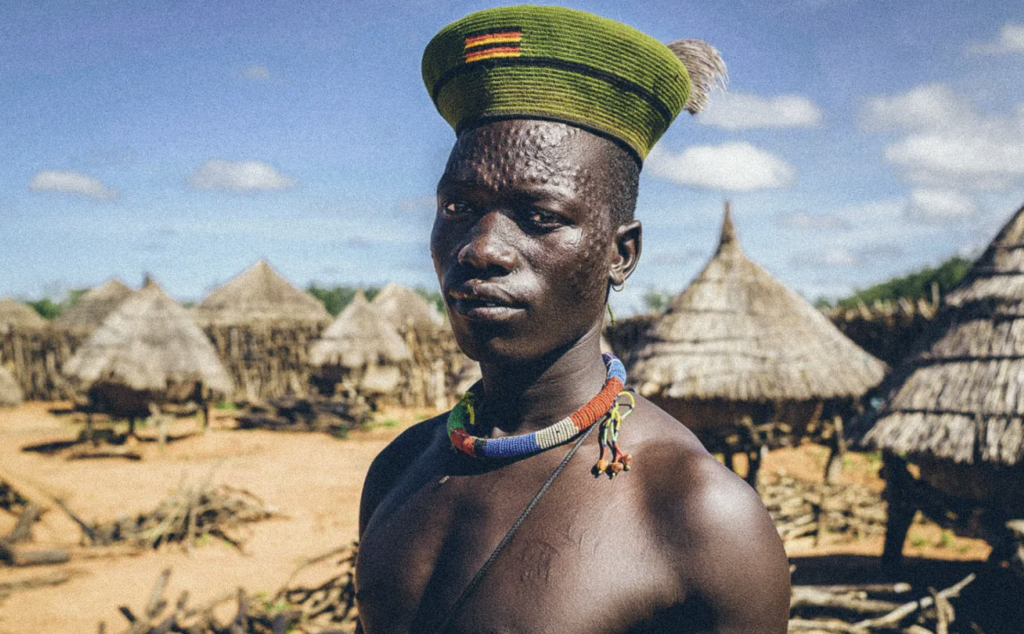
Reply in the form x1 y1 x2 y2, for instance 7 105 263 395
628 396 792 633
358 414 447 535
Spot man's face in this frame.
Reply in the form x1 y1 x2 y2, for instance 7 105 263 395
432 119 621 364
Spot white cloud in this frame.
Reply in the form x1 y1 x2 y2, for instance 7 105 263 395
905 189 979 221
28 170 118 200
241 65 272 80
779 211 852 230
647 142 797 192
862 84 1024 190
791 247 858 269
698 92 823 130
861 84 973 131
187 160 297 192
968 23 1024 56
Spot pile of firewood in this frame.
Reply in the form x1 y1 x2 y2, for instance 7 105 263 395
0 474 72 568
789 574 976 633
66 482 279 552
103 546 358 634
0 480 30 513
760 475 887 545
235 397 370 436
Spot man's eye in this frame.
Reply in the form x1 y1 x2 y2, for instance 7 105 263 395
442 202 471 218
527 210 560 225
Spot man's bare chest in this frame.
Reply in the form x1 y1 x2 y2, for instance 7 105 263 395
356 453 675 634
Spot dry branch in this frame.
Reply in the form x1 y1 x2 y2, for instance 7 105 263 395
235 397 369 436
760 475 886 545
70 483 278 552
788 573 977 634
105 543 358 634
0 568 82 604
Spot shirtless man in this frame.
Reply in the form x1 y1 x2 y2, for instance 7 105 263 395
356 6 790 633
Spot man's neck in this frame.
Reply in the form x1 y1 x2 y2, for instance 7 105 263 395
476 326 609 436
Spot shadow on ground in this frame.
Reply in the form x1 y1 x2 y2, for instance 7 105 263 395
791 554 1024 634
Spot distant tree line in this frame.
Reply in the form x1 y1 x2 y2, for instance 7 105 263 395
818 255 972 309
20 284 445 321
16 257 970 321
306 284 445 317
637 254 973 317
24 288 88 320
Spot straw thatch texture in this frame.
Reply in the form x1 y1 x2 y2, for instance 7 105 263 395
372 283 443 334
193 259 330 327
604 314 658 364
0 298 47 333
631 209 886 404
310 291 410 369
0 364 22 407
64 279 234 401
826 297 940 367
857 203 1024 467
51 278 133 335
0 328 82 400
204 323 324 402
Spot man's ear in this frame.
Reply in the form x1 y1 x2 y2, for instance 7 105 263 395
610 220 642 287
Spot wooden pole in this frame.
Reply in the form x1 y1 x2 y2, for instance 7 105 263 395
746 444 768 489
881 451 916 572
157 414 169 451
825 415 847 483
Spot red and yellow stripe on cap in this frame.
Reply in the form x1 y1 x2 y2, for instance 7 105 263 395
464 27 522 63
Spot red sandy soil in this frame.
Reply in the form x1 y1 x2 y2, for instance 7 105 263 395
760 444 992 561
0 403 1000 634
0 402 429 634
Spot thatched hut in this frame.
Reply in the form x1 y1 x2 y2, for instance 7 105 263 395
310 290 411 402
630 206 887 484
371 283 468 408
193 259 330 327
51 278 133 335
0 298 47 334
192 260 331 401
853 203 1024 568
0 364 22 408
371 283 443 335
63 278 233 432
0 298 69 400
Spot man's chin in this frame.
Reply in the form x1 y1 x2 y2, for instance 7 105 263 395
452 326 542 366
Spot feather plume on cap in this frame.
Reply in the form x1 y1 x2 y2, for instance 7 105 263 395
667 39 728 114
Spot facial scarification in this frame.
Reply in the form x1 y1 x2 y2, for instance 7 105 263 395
433 119 626 362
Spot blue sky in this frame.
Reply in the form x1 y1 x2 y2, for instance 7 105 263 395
2 0 1023 313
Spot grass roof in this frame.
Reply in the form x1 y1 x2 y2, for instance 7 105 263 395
854 203 1024 466
630 206 886 404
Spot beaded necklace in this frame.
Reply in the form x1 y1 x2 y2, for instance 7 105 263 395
447 353 635 475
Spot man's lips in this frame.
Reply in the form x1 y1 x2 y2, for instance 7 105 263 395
447 286 526 321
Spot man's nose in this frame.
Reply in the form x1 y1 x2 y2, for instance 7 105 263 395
457 210 518 273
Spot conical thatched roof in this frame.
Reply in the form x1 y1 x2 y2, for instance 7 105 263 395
0 365 22 407
855 203 1024 466
372 283 444 333
310 290 411 369
631 206 887 403
0 298 47 332
63 278 234 397
193 259 330 327
51 278 133 334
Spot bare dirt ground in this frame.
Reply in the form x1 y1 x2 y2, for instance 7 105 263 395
0 403 1012 633
0 402 429 634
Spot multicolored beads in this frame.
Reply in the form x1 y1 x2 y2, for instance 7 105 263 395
447 353 630 465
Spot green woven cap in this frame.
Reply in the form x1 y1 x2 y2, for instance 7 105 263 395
422 5 692 161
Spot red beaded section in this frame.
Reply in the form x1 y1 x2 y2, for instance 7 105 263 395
569 377 623 431
450 428 477 456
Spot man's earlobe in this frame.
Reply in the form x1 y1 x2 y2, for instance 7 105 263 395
611 220 643 285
